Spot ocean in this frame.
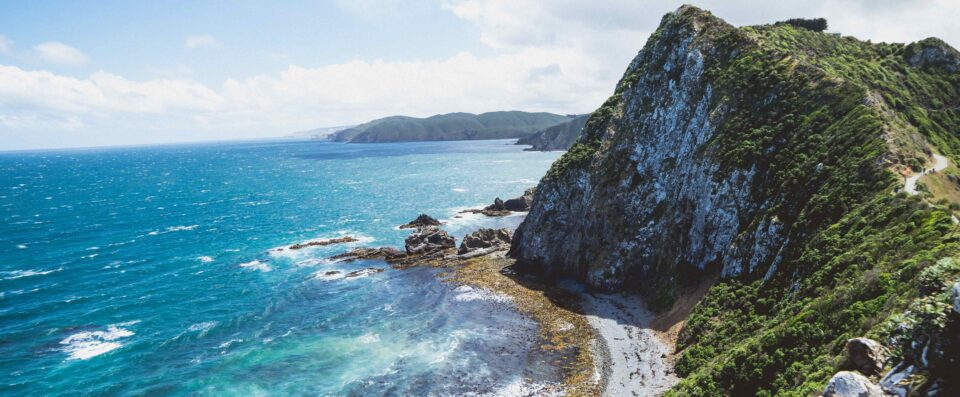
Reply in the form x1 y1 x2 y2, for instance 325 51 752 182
0 139 562 396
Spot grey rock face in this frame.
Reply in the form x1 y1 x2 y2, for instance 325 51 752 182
458 228 512 255
846 338 886 376
823 371 885 397
952 282 960 315
904 38 960 73
404 226 456 255
503 188 535 212
510 6 780 290
399 213 442 229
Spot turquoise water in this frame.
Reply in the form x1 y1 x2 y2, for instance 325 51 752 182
0 139 562 396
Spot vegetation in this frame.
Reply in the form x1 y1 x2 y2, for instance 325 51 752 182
661 20 960 396
329 111 572 143
774 18 828 32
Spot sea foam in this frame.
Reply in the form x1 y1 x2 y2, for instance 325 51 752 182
60 324 136 360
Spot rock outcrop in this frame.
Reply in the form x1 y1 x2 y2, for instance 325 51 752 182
404 226 456 255
399 214 441 229
502 188 535 211
458 228 512 255
846 338 886 376
822 371 886 397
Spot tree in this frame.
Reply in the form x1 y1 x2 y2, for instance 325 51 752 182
775 18 828 32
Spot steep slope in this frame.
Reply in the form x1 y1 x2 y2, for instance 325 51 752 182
516 113 591 151
510 6 960 396
329 111 571 143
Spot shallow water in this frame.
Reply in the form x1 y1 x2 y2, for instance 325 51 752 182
0 139 561 396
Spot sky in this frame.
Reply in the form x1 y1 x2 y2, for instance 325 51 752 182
1 0 958 150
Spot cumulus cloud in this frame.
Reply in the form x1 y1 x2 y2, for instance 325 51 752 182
184 34 221 49
32 41 89 66
3 1 960 149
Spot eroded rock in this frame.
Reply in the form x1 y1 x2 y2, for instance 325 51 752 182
823 371 885 397
846 338 886 376
458 228 512 255
503 188 535 211
404 226 456 255
399 213 441 229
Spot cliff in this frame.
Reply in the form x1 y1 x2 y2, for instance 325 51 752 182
329 111 571 143
516 113 591 151
511 6 960 396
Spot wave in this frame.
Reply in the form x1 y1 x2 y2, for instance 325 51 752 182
187 321 218 337
452 286 513 304
197 256 214 263
2 267 62 280
60 323 136 360
239 260 272 272
267 232 374 260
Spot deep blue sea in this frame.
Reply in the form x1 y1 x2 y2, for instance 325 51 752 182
0 139 562 396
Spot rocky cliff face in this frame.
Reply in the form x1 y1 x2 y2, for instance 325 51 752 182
512 6 851 293
512 6 960 395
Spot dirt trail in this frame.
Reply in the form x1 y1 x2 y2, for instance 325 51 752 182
905 154 949 195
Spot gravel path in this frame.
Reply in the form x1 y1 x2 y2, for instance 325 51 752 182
905 154 949 195
581 292 678 397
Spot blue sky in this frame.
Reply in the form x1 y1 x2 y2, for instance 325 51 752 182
1 0 958 150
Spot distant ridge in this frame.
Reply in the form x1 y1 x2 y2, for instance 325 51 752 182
516 113 591 151
329 111 573 143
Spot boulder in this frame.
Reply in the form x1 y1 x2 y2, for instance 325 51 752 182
404 226 456 254
458 228 513 255
399 213 442 229
823 371 885 397
503 188 535 211
846 338 886 375
486 197 506 211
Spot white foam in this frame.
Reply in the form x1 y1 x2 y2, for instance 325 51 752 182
197 256 214 263
452 188 467 192
453 285 513 304
167 225 199 232
239 260 271 272
358 333 380 344
2 267 62 280
219 338 243 349
60 324 135 360
16 244 27 249
187 321 218 337
267 232 373 260
311 269 345 281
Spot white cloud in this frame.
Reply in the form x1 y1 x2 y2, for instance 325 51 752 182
3 1 960 150
184 34 221 49
32 41 89 66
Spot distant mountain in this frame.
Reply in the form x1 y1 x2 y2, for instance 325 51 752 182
516 113 591 151
329 111 573 143
288 125 356 140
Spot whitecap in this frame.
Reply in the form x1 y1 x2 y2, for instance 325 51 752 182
219 338 243 349
60 324 135 360
452 188 467 192
187 321 218 337
311 269 345 281
16 244 27 249
239 260 271 272
197 256 214 263
166 225 199 232
2 267 62 280
453 285 513 304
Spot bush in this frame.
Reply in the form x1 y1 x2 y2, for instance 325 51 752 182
776 18 828 32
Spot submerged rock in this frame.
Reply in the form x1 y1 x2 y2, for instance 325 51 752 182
287 236 358 250
399 214 442 229
846 338 886 376
823 371 885 397
328 247 406 263
459 228 512 255
404 226 456 255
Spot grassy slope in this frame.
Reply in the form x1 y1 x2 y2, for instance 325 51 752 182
665 25 960 396
541 12 960 394
332 111 571 143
